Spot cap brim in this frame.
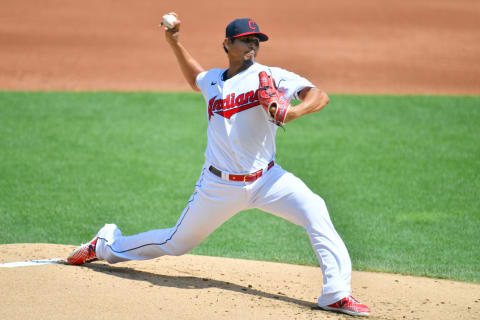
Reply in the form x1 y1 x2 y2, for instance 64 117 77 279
233 31 269 42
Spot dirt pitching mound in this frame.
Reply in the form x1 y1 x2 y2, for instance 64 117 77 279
0 244 479 320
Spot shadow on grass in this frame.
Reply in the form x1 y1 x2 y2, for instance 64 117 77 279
81 262 319 310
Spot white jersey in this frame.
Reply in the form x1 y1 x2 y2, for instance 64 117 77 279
196 62 314 174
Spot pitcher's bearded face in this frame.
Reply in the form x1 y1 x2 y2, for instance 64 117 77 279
228 36 260 63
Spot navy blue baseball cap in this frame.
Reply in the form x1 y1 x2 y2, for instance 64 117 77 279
226 18 269 42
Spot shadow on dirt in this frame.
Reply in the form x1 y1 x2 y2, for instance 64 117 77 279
82 262 319 310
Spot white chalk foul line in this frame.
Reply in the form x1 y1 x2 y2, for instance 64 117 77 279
0 259 64 268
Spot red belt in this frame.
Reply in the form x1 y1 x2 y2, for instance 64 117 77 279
209 161 274 182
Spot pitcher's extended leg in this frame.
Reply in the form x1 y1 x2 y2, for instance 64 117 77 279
251 165 352 306
95 168 246 263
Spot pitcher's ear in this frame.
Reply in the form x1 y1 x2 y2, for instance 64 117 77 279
223 38 234 53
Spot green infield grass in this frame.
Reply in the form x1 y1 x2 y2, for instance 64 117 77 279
0 91 479 282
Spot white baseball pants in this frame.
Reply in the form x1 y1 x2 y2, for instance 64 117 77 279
95 163 352 306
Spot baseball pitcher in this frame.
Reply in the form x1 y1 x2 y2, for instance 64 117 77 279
67 13 371 317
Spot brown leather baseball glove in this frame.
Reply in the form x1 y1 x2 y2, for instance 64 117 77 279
258 71 290 126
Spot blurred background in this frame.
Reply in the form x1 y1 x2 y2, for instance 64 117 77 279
1 0 479 94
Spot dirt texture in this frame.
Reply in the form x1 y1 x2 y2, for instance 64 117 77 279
1 0 479 94
1 244 479 320
1 1 480 319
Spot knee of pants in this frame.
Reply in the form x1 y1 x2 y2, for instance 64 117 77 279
303 195 335 229
312 194 327 210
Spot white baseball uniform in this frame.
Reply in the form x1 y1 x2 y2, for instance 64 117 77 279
94 62 352 306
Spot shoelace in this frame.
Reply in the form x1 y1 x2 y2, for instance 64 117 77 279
335 296 359 307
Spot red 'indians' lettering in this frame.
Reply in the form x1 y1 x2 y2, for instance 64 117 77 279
208 89 260 120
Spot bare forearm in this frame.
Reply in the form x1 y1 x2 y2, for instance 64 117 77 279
168 41 204 91
162 13 204 91
286 87 329 122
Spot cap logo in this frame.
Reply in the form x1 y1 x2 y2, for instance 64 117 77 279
225 18 268 41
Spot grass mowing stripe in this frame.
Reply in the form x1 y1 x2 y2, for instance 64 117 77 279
0 91 479 282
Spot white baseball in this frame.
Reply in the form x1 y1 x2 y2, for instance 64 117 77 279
162 14 177 29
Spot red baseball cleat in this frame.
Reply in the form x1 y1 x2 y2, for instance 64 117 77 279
320 295 371 317
67 237 98 265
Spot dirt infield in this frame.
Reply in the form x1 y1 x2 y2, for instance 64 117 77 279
1 1 480 319
1 0 479 94
1 244 479 320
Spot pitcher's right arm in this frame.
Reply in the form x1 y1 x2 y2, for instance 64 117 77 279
163 13 205 91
